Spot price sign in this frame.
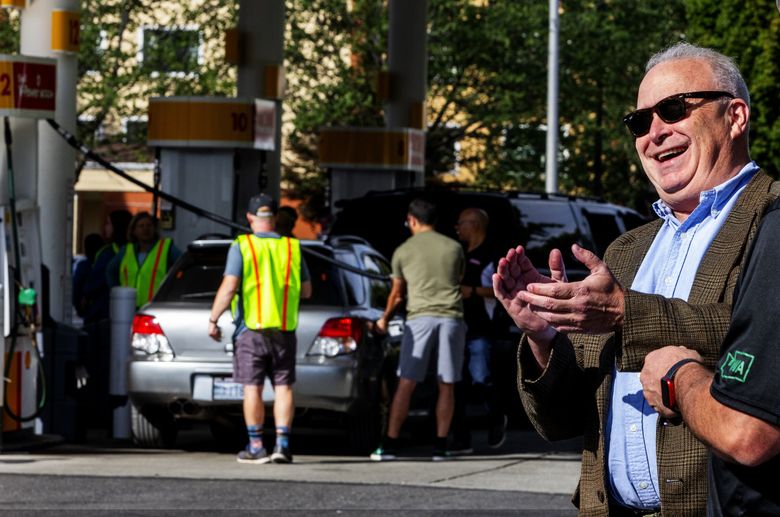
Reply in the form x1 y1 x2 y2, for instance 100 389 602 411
148 97 277 150
51 10 80 53
0 55 57 118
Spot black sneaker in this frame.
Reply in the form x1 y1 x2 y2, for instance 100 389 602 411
237 446 270 464
449 438 474 455
271 444 293 464
432 448 455 461
369 446 398 461
488 414 508 449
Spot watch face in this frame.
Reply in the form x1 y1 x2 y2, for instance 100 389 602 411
661 377 676 410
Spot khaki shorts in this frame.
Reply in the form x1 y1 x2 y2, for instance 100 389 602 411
398 316 466 383
233 329 297 386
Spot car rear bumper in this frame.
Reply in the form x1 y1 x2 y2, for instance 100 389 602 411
128 358 369 414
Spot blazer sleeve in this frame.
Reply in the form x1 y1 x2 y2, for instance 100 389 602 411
517 332 591 441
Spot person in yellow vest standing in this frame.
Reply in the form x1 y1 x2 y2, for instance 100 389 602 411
107 211 181 308
208 194 312 464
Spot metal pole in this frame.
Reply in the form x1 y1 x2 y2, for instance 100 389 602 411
110 287 135 439
545 0 559 194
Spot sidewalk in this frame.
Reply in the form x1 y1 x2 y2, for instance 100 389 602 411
0 429 582 496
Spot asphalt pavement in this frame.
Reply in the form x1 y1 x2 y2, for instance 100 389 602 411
0 426 583 514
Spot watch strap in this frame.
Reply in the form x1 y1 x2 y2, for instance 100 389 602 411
660 358 703 411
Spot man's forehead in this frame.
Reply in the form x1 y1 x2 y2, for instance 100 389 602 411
636 58 714 106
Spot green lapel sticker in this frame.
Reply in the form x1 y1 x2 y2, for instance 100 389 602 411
720 350 755 383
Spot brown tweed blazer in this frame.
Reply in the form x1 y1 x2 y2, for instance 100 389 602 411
518 170 779 517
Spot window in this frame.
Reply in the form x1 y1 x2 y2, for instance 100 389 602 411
140 27 200 74
337 250 364 306
581 210 621 258
512 198 582 270
363 254 391 310
123 118 148 145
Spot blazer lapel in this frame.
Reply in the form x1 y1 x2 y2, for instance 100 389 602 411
688 170 773 304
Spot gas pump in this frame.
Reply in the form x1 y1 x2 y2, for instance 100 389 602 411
0 55 54 438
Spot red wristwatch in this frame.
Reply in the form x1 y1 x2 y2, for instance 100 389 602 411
660 358 703 412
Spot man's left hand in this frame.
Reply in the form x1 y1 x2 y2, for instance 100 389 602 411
640 346 703 419
518 244 624 334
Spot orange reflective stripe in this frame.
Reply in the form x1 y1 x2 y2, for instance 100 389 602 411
281 237 292 331
245 236 263 328
147 239 166 302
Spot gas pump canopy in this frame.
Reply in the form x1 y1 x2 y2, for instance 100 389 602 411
147 96 276 151
0 54 57 118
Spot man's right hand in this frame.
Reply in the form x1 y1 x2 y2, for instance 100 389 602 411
208 321 221 341
492 246 564 347
375 316 388 335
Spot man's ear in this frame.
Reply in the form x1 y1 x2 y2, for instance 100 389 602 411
728 98 750 140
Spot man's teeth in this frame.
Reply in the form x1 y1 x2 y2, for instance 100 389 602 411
657 147 686 161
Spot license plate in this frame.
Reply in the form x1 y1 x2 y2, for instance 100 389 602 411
212 378 244 401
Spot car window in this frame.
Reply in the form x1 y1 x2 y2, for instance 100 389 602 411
337 250 365 306
621 211 647 232
580 209 622 258
154 244 345 307
155 247 227 302
301 248 345 307
363 253 392 310
512 199 582 265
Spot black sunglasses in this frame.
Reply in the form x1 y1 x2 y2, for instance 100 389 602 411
622 90 735 138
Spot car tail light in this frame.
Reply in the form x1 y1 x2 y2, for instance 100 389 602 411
131 314 174 361
307 317 363 358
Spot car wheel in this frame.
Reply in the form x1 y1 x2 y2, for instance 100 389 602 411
131 404 177 448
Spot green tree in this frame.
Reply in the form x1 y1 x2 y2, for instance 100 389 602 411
557 0 687 211
77 0 237 173
684 0 780 177
284 0 387 198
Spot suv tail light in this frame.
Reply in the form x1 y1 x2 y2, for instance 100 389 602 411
307 317 363 358
131 314 174 361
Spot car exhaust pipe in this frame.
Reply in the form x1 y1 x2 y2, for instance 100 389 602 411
182 401 201 415
168 400 184 415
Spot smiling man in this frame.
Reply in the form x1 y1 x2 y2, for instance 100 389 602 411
493 43 780 515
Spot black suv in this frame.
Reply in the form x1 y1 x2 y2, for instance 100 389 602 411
329 188 647 280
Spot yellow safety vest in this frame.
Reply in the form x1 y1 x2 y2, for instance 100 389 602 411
237 234 301 331
119 239 172 307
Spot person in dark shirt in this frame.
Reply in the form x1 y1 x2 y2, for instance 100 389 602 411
640 196 780 515
450 208 507 453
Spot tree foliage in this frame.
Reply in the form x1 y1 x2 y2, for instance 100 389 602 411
77 0 236 168
684 0 780 177
284 0 387 197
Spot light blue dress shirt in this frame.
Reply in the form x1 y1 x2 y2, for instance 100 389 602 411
606 162 759 510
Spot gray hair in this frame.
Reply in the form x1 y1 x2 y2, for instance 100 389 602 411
646 42 750 107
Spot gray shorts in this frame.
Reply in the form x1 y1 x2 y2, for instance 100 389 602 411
233 329 297 386
398 316 466 383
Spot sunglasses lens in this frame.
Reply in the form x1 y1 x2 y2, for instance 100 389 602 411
625 111 652 137
656 98 687 123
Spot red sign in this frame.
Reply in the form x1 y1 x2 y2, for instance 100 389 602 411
0 55 57 117
14 61 56 111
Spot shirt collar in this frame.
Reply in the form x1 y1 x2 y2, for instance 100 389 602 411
651 161 759 224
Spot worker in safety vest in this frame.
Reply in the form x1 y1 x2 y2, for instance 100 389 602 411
208 194 312 465
107 211 180 308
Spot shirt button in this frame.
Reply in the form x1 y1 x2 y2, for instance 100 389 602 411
639 482 648 489
664 277 672 286
630 424 638 432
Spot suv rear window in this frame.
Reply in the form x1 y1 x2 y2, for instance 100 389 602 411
154 243 345 307
511 199 582 265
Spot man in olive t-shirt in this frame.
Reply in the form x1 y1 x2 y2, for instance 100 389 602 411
372 198 466 462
